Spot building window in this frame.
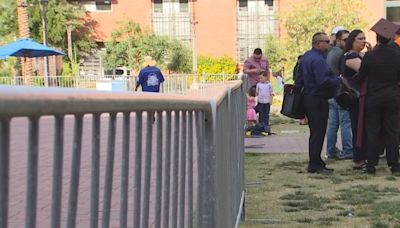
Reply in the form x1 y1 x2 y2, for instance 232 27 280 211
237 0 276 63
154 0 163 13
265 0 273 7
179 0 188 13
95 0 111 11
387 7 400 22
386 0 400 23
239 0 248 11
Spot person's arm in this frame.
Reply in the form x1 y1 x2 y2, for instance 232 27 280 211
346 58 362 72
135 71 143 91
313 58 340 88
354 55 369 82
255 84 260 96
243 59 261 74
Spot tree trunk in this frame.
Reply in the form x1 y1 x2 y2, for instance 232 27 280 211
16 0 32 83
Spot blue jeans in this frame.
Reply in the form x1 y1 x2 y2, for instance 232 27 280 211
258 103 270 127
326 99 353 157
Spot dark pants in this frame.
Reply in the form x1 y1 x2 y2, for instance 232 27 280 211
258 103 270 127
349 100 366 163
365 96 399 168
303 95 328 171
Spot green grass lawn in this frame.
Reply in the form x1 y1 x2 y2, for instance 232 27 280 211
240 153 400 228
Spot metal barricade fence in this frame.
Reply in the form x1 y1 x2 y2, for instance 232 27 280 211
0 79 246 228
0 74 243 95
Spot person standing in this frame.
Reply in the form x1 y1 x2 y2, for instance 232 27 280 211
390 28 400 144
135 56 165 92
256 74 274 130
342 29 372 170
325 29 353 159
297 32 341 174
246 86 257 129
330 26 345 45
356 19 400 174
243 48 270 87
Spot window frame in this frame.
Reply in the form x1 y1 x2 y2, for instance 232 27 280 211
153 0 163 13
179 0 189 13
239 0 248 11
385 0 400 22
95 0 112 11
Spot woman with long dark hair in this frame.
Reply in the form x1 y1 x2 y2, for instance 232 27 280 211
342 29 371 170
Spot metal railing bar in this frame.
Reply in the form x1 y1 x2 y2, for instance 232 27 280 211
0 85 221 117
66 115 84 228
25 117 39 228
90 114 101 228
0 119 10 228
162 111 172 228
101 113 117 228
120 112 130 228
178 111 187 228
187 111 193 228
51 115 64 228
154 111 163 228
141 112 153 228
195 111 205 228
133 112 143 228
171 111 180 228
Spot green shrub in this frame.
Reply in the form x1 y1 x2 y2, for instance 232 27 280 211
197 55 237 74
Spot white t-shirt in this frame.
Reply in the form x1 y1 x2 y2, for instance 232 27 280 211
256 82 273 104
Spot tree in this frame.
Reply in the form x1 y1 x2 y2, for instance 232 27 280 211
0 0 96 59
102 20 192 73
16 0 32 78
0 1 18 44
264 35 286 73
278 0 369 76
27 0 96 59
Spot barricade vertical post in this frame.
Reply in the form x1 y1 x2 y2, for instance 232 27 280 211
90 114 101 228
120 112 130 228
197 108 216 228
102 112 117 228
154 111 163 228
141 112 154 228
26 117 40 228
133 112 143 228
162 111 172 228
187 111 194 228
0 119 10 228
51 115 64 228
66 115 83 228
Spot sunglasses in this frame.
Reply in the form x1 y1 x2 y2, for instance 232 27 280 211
318 40 330 44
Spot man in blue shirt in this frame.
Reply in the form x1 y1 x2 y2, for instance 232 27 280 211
298 32 341 174
135 56 165 92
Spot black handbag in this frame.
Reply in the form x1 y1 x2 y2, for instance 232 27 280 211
335 77 359 110
281 84 305 119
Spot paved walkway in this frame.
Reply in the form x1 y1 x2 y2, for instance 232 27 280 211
244 123 343 155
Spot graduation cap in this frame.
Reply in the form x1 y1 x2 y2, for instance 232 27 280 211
370 18 400 39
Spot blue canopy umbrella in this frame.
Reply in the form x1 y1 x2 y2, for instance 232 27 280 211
0 38 64 59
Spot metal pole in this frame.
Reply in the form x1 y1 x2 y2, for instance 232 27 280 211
40 0 49 87
190 0 199 90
